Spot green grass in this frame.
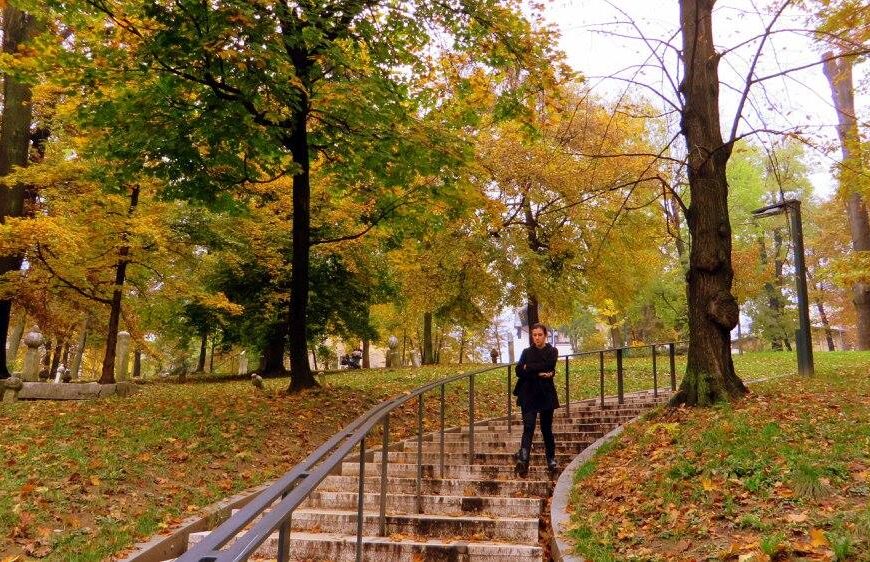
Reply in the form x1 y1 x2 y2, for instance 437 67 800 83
565 350 870 561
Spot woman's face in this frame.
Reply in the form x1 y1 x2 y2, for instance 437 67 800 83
531 328 547 348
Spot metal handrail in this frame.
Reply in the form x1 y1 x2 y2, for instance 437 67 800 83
177 363 507 562
178 341 685 562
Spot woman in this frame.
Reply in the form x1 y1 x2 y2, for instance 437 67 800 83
513 322 559 477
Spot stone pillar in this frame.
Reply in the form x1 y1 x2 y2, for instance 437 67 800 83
115 331 131 382
238 351 248 375
54 364 64 384
70 320 88 380
2 376 23 402
386 336 399 368
21 326 43 382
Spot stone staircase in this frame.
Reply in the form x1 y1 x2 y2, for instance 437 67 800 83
180 392 666 561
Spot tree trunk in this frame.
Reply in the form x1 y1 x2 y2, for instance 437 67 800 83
457 328 466 365
195 331 207 372
362 339 370 368
822 52 870 350
259 323 288 377
422 312 434 364
526 294 540 346
70 319 88 380
133 349 142 378
6 310 26 372
99 185 140 384
0 7 39 379
40 338 51 378
311 349 318 371
672 0 747 406
49 340 62 378
209 337 215 372
285 70 317 391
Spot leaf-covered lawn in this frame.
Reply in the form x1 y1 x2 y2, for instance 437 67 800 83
0 364 476 562
566 351 870 562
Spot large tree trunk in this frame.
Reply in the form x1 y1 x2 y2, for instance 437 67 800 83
422 312 434 364
49 340 62 378
0 7 38 379
195 331 207 372
526 294 540 346
285 67 317 391
99 186 139 384
133 349 142 378
822 53 870 350
672 0 747 406
258 323 288 377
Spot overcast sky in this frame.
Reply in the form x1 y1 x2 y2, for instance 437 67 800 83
536 0 869 199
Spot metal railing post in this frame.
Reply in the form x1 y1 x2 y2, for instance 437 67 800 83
565 355 570 416
616 348 624 404
468 373 475 464
355 436 366 562
416 394 424 514
599 351 605 408
507 365 512 433
378 414 389 537
652 345 658 398
669 342 676 391
277 493 290 562
439 384 445 478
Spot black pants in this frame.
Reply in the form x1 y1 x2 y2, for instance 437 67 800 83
520 408 555 459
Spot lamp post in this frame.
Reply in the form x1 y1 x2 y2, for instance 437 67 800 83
751 199 814 376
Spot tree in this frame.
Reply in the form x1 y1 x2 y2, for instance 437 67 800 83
671 0 747 405
0 5 40 378
46 0 562 392
821 53 870 349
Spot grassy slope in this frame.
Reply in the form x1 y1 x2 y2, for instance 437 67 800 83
566 351 870 561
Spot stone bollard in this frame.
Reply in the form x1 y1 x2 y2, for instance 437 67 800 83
238 350 248 375
2 376 23 403
386 336 399 368
115 331 131 382
21 326 44 382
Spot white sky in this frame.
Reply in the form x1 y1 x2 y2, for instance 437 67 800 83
537 0 870 199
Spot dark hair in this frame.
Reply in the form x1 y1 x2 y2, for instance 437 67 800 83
530 322 548 335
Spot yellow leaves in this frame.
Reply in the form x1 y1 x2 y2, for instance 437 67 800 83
809 528 828 548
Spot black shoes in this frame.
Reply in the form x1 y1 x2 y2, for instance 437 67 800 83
514 448 530 477
547 456 558 478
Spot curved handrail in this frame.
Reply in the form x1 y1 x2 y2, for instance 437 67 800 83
177 363 507 562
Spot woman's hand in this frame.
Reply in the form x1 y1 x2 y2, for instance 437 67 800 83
538 371 554 379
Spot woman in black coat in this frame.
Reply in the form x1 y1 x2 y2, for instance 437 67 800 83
513 322 559 476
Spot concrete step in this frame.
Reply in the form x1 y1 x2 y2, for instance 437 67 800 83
187 530 544 561
341 461 554 480
304 491 543 517
290 508 539 543
385 451 575 466
317 475 553 497
441 430 603 442
420 439 595 453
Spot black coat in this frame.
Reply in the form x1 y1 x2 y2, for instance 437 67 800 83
514 343 559 412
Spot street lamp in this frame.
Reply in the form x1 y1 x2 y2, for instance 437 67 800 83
751 199 814 376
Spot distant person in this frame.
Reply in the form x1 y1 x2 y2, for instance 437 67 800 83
513 323 559 477
490 348 499 364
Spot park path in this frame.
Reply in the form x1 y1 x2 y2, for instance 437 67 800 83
171 390 666 561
